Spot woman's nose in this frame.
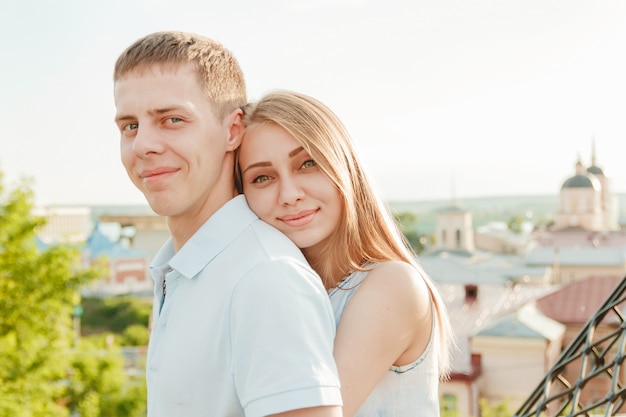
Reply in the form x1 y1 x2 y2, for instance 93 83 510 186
279 177 305 205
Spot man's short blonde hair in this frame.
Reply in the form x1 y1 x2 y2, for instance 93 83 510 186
114 31 246 120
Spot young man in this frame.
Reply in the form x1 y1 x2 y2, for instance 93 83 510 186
113 31 342 417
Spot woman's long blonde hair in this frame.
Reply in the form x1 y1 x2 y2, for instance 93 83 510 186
239 90 454 377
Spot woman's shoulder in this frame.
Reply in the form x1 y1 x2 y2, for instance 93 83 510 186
367 260 427 288
367 260 415 276
359 261 431 309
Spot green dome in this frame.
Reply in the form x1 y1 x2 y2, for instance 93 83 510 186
561 174 600 190
587 165 604 176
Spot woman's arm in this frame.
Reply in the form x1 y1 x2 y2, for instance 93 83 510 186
332 261 433 417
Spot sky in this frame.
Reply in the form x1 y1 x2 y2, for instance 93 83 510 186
1 0 626 207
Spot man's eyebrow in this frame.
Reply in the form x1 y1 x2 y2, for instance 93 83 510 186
115 114 135 123
151 107 181 115
114 107 183 123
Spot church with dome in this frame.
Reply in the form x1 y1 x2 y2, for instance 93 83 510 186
417 142 626 417
530 141 626 254
554 143 619 232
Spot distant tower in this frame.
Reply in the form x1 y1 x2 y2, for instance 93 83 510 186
434 172 475 252
435 203 475 253
585 139 617 230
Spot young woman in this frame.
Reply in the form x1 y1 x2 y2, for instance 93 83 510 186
237 90 455 417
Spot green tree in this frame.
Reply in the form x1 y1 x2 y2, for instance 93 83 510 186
64 337 146 417
0 172 146 416
479 397 511 417
393 211 427 253
121 324 150 347
0 174 95 416
534 215 555 230
81 296 151 335
507 214 525 234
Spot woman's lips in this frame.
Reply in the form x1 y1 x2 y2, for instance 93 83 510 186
279 209 318 227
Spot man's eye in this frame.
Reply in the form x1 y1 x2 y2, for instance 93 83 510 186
124 123 138 132
302 160 316 169
252 175 271 184
167 117 182 124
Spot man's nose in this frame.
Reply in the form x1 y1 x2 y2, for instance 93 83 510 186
133 124 165 156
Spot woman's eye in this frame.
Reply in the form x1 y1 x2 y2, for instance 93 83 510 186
302 160 317 169
252 175 271 184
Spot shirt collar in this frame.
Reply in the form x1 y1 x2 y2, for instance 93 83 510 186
149 195 258 280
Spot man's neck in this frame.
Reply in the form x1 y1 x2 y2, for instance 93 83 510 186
168 191 237 252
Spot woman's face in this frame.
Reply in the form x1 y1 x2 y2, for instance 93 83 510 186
238 122 343 256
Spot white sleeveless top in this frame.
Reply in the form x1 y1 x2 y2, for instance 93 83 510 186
328 265 441 417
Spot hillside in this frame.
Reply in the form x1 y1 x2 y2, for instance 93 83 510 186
388 193 626 235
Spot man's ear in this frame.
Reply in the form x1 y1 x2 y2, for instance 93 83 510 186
225 108 244 151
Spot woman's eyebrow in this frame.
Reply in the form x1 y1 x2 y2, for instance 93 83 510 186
242 161 271 175
289 146 304 157
242 146 305 174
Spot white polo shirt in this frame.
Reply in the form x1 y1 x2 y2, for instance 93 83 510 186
146 195 341 417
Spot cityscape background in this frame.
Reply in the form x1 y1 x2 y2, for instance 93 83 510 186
3 3 626 414
39 149 624 417
1 0 626 206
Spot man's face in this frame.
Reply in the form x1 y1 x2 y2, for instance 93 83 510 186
114 63 236 219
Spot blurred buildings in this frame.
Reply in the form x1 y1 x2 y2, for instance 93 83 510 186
33 143 626 416
422 146 626 416
33 205 161 296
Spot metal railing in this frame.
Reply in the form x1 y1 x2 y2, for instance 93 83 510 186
513 277 626 417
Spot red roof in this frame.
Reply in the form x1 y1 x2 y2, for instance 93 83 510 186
535 276 623 325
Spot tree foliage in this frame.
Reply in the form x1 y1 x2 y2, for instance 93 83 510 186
121 324 151 347
479 397 511 417
81 296 151 336
65 337 146 417
393 210 427 254
0 175 92 415
507 214 525 234
0 172 146 416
